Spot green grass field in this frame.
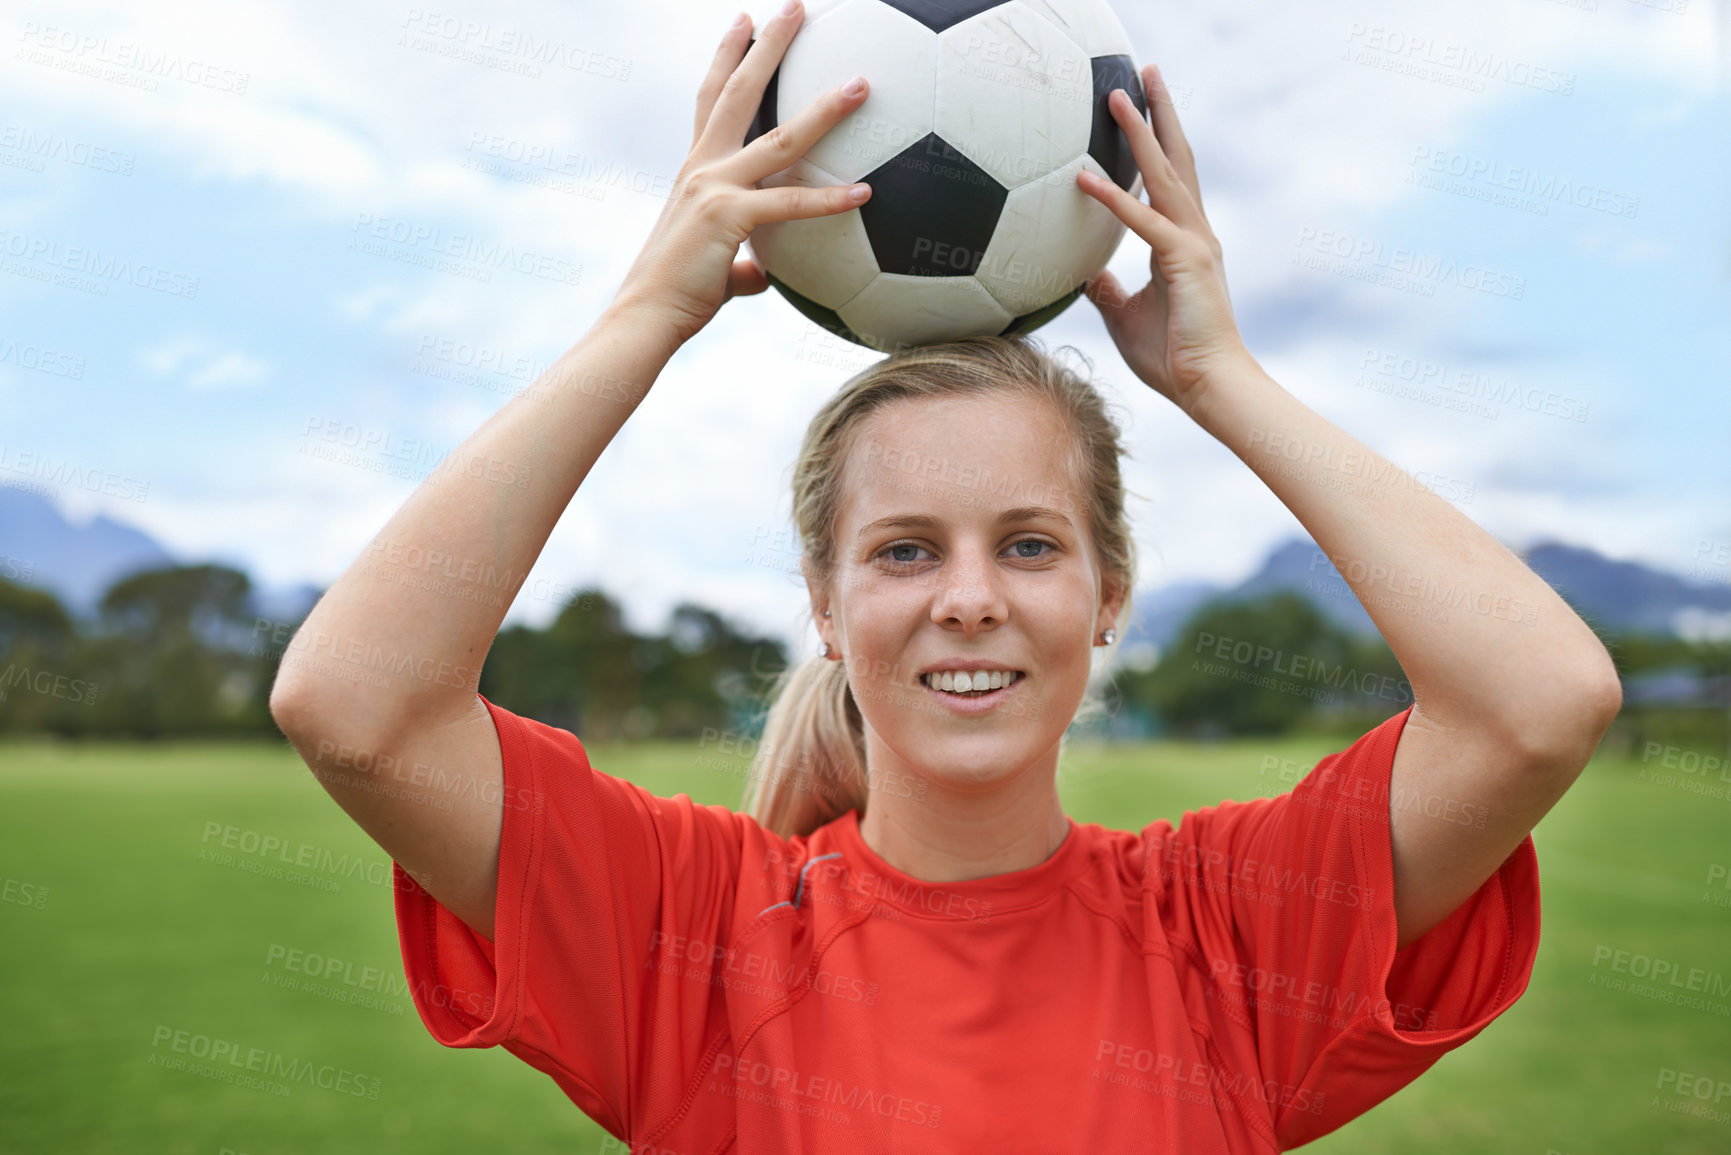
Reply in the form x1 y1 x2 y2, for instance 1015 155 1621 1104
2 731 1728 1153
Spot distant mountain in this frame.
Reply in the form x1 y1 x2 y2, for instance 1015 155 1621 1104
0 487 174 618
1123 534 1731 655
1122 538 1373 652
1523 541 1731 637
0 488 319 624
4 486 1726 651
1221 538 1378 637
1117 579 1220 649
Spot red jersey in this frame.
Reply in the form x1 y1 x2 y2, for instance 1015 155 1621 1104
393 695 1539 1153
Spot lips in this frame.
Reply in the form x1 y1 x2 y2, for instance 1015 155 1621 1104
916 669 1025 714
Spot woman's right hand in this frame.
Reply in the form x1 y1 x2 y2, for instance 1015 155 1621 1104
608 1 874 348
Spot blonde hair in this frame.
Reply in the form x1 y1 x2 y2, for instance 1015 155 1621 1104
741 335 1138 838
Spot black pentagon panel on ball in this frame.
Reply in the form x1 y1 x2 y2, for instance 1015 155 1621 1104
877 0 1010 34
859 133 1007 278
999 283 1087 338
1089 55 1147 191
745 60 781 148
765 271 873 348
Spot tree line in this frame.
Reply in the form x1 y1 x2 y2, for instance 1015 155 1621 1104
0 565 787 741
0 564 1721 746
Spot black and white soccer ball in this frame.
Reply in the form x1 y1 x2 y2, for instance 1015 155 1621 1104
744 0 1147 353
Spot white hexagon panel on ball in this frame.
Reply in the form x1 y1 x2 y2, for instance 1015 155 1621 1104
838 273 1014 352
770 0 940 184
975 153 1139 317
933 2 1094 191
748 158 882 312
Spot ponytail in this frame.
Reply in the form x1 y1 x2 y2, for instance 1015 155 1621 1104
741 649 868 839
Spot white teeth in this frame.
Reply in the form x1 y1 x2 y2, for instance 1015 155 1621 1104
923 670 1019 693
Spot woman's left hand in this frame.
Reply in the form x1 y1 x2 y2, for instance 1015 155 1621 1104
1076 64 1249 417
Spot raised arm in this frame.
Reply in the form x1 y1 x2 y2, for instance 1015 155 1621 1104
268 304 680 939
268 0 875 940
1078 65 1621 949
1188 358 1619 948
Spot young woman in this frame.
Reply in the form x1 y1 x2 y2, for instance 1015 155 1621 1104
270 3 1622 1150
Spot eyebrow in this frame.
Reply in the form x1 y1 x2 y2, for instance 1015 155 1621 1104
855 506 1074 542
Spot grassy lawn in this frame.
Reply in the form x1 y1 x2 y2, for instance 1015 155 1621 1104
1 729 1727 1153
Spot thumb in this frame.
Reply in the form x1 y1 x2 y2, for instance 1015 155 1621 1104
724 255 771 302
1086 270 1130 319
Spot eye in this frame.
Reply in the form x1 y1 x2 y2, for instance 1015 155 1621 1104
876 539 1057 567
877 541 932 566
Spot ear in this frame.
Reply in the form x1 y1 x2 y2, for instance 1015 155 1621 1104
1097 573 1128 642
801 557 839 658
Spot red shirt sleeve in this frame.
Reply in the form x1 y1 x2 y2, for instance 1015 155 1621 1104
1148 705 1541 1148
390 693 766 1140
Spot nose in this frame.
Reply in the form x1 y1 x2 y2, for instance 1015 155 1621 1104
929 541 1009 636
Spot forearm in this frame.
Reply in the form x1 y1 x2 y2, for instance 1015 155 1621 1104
272 303 682 736
1187 353 1620 757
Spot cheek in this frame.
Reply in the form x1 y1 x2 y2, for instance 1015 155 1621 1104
1029 578 1098 643
840 620 914 688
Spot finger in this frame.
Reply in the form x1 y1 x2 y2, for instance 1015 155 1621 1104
1108 86 1205 234
1143 63 1204 216
694 14 755 150
720 74 869 185
695 0 807 162
1077 166 1184 254
738 178 872 229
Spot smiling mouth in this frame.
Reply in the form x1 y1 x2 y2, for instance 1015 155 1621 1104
919 670 1025 697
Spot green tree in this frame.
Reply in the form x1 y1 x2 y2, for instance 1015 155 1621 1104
84 564 265 737
478 592 790 741
480 588 641 739
0 579 87 731
0 577 74 655
1122 592 1368 737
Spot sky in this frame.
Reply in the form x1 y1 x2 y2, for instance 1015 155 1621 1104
1 0 1727 653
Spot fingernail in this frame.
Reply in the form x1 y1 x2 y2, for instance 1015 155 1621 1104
843 74 866 97
780 0 799 16
848 183 870 202
731 11 748 30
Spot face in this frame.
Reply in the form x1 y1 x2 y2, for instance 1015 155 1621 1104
810 392 1124 794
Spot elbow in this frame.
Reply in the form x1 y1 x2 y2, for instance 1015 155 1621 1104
1588 661 1624 725
1511 653 1623 779
268 669 417 768
267 670 345 747
268 671 309 739
1572 643 1625 733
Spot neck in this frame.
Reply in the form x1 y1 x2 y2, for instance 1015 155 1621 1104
854 730 1071 883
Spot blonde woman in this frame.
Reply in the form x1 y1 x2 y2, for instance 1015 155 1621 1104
271 4 1621 1150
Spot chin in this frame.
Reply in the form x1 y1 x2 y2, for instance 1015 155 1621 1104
899 728 1053 793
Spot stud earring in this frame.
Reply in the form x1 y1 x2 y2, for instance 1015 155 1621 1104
819 641 833 658
1098 628 1117 646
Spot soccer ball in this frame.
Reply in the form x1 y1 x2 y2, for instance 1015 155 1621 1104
745 0 1147 353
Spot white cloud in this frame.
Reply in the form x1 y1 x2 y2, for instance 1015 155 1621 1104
137 336 270 390
1674 606 1731 643
8 0 1726 653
